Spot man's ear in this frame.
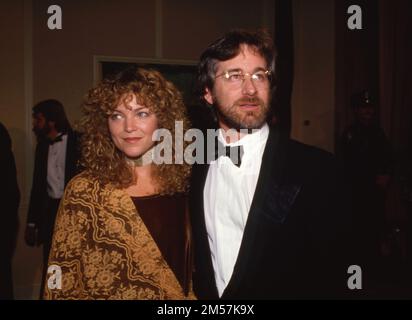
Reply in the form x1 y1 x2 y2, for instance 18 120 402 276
48 120 56 130
204 88 214 105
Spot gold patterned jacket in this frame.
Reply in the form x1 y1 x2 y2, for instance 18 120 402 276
43 173 196 300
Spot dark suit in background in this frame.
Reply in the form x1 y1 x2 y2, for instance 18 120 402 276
0 122 20 300
26 129 80 264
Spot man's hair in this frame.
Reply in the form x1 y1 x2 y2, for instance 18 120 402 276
32 99 71 133
197 29 276 98
80 67 191 194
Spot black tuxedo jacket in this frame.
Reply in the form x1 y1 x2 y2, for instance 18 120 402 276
26 129 81 243
190 126 353 299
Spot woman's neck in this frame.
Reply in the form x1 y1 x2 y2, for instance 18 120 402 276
125 164 158 197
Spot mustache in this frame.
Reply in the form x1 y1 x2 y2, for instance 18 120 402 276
234 97 264 106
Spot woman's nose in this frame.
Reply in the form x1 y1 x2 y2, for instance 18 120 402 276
125 116 138 132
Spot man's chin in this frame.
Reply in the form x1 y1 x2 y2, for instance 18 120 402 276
238 113 266 129
33 131 45 139
218 108 268 130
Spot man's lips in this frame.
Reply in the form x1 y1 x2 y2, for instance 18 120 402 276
238 103 260 110
236 98 262 110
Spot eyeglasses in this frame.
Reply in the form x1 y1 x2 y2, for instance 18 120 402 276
215 69 271 87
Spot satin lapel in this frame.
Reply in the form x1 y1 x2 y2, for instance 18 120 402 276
222 126 284 297
38 141 50 190
65 130 78 185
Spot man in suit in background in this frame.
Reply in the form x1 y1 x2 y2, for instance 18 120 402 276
25 100 80 274
339 91 392 292
190 29 352 299
0 122 20 300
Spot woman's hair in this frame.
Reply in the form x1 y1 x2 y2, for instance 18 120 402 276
80 67 191 194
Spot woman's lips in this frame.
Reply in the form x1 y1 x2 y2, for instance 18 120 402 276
124 137 142 143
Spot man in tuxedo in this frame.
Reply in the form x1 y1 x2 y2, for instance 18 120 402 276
25 100 80 270
0 122 20 299
190 29 353 299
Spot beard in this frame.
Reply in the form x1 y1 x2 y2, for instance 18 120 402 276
32 124 51 140
214 95 270 130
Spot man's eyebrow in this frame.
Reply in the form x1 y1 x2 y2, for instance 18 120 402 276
253 67 267 72
224 67 267 73
227 68 242 72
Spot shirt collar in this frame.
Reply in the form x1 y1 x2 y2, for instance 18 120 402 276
218 123 269 150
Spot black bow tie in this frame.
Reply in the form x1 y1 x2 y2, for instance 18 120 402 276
48 134 63 145
214 141 244 167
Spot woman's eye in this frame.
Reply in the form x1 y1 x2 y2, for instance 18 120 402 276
110 113 123 120
136 111 150 118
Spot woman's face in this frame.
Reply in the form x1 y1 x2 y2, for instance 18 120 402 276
108 94 158 159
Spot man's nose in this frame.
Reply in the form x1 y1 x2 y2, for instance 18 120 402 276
241 76 257 95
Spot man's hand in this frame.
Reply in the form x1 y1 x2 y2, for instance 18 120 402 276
25 225 38 246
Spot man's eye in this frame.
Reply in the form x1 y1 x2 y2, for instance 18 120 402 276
227 73 243 81
252 73 266 81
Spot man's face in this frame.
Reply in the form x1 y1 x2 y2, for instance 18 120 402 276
204 45 271 131
32 112 50 137
356 105 375 125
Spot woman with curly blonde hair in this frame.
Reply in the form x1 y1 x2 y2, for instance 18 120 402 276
44 67 195 300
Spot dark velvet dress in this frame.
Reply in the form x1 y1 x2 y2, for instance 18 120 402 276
132 193 192 295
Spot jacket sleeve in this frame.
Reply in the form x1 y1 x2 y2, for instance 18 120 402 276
27 143 46 226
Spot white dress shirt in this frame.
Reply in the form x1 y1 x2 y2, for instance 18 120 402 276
203 123 269 297
47 133 67 199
